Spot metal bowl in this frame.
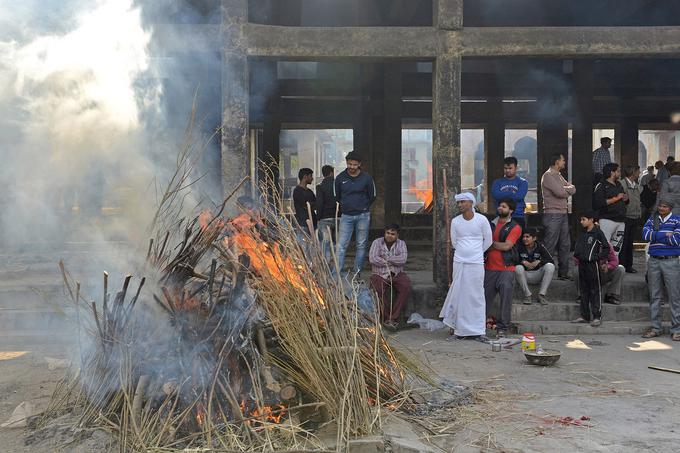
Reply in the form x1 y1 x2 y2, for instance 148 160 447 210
524 349 562 366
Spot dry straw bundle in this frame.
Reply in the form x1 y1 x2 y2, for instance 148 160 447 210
39 161 422 452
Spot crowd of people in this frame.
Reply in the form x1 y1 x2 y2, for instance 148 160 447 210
290 143 680 342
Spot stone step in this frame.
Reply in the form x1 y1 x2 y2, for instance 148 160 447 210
515 277 649 302
511 301 667 322
515 320 664 336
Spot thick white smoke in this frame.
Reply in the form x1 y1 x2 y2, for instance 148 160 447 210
0 0 170 246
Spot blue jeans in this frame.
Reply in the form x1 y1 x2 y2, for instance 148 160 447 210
336 212 370 275
317 218 336 263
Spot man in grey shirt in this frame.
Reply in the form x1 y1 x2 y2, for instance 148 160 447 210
541 153 576 279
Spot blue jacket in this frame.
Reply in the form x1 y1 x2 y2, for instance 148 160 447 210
491 176 529 218
643 213 680 257
334 170 376 216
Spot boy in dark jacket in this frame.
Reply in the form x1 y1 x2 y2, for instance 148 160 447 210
572 212 610 326
514 227 555 305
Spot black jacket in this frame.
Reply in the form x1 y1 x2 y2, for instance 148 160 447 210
516 242 554 270
640 185 657 210
292 185 317 228
574 226 610 263
593 180 627 222
334 170 376 216
315 176 337 220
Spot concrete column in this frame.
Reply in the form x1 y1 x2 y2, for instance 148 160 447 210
432 55 461 289
537 111 569 213
261 62 281 193
435 0 464 29
221 0 249 203
383 63 403 225
485 98 505 214
620 117 640 167
571 60 594 214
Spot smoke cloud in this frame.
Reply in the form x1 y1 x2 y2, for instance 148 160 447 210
0 0 212 249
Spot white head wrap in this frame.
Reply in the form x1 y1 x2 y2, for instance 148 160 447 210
454 192 476 206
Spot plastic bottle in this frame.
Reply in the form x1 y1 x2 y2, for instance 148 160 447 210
521 333 536 351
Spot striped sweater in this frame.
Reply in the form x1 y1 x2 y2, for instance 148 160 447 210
642 213 680 256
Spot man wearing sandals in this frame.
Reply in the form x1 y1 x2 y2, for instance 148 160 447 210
369 224 411 332
642 199 680 341
440 193 493 341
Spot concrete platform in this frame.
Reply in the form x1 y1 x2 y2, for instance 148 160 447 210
0 242 662 335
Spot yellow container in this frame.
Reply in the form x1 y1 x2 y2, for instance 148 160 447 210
521 333 536 351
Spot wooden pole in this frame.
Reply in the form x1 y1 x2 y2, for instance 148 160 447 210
442 169 452 285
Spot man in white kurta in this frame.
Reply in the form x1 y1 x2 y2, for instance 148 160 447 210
439 193 493 338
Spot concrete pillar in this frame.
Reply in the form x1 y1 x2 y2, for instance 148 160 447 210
537 111 569 214
221 0 249 203
432 54 461 289
571 60 594 214
485 98 505 214
261 62 281 191
383 63 403 225
620 117 640 167
434 0 464 29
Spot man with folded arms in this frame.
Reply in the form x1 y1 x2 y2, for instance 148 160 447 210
642 199 680 341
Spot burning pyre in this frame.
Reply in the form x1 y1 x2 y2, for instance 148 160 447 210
41 176 421 451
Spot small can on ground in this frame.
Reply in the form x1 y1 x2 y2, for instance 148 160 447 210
521 333 536 351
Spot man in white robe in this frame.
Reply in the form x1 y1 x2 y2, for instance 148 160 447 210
439 192 493 339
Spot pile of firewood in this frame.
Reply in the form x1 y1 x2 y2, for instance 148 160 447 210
42 171 420 451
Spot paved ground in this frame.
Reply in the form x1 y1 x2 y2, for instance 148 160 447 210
388 329 680 452
1 330 679 452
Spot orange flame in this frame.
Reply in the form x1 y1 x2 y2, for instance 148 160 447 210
251 404 286 424
224 220 325 306
196 402 206 426
408 164 433 210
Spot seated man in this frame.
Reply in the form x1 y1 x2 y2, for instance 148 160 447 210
514 228 555 305
368 224 412 331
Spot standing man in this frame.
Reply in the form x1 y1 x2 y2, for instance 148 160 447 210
640 165 656 188
484 199 523 337
334 151 376 275
514 227 555 306
657 156 675 186
653 160 667 185
620 165 641 272
541 153 577 280
491 156 529 230
440 193 493 340
315 165 337 262
592 137 613 185
642 199 680 341
368 224 412 331
659 161 680 215
593 163 627 253
292 168 317 232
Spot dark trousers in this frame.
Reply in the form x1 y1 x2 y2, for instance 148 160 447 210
619 217 639 270
578 262 602 321
370 272 411 322
542 213 571 277
484 270 515 331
